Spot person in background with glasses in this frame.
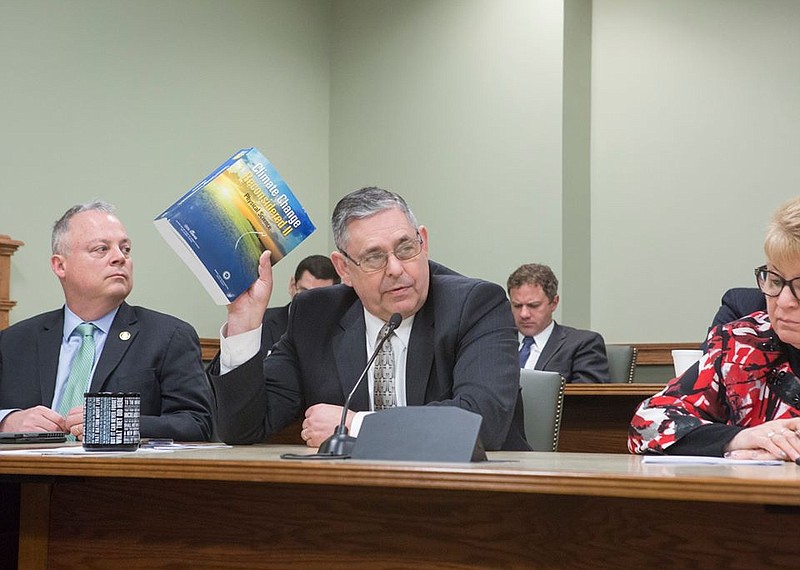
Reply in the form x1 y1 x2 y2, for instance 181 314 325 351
629 197 800 461
208 186 528 451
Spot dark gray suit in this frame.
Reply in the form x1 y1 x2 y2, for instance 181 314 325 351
701 287 766 352
210 265 528 451
533 322 609 384
711 287 766 329
0 302 213 441
260 303 290 352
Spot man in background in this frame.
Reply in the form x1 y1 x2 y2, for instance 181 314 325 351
0 201 213 441
507 263 609 383
261 254 340 351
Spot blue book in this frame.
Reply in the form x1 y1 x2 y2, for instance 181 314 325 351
154 148 316 305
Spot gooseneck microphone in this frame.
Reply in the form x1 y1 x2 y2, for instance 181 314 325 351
315 312 403 458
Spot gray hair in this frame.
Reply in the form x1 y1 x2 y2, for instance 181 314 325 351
331 187 418 250
52 200 116 255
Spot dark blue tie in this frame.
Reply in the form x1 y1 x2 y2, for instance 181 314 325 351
519 336 535 368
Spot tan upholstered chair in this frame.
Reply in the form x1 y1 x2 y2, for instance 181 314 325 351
519 369 566 452
605 344 637 383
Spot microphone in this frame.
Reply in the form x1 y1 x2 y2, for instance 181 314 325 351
315 312 402 457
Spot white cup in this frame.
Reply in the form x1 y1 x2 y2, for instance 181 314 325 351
671 349 703 377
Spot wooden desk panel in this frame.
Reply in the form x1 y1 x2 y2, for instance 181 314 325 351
3 447 800 569
558 384 659 454
44 478 800 569
0 481 19 569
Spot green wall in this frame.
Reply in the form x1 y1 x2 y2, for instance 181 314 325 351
1 0 332 336
590 0 800 343
330 0 566 297
2 0 799 344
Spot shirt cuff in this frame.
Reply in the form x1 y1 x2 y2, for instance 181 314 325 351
349 411 374 437
0 409 21 429
219 323 262 375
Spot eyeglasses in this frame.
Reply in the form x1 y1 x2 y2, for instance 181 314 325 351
755 265 800 302
339 232 424 273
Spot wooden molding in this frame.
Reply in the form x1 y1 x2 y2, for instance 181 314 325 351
0 234 24 331
564 383 664 397
200 338 220 362
630 342 701 365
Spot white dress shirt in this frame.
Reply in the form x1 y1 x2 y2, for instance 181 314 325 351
519 320 555 369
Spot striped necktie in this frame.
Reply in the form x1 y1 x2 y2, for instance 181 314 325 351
57 323 97 417
373 324 396 410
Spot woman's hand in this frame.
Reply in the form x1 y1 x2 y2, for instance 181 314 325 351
724 418 800 461
225 250 273 336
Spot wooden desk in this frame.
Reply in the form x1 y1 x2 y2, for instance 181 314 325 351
2 445 800 569
558 383 660 454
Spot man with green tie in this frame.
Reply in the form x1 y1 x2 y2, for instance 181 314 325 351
0 201 213 441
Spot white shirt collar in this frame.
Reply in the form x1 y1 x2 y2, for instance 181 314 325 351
62 305 119 341
519 320 555 349
364 309 414 352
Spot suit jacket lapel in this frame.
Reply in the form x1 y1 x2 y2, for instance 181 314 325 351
38 310 65 406
90 303 139 392
535 323 565 370
406 301 434 405
332 301 370 411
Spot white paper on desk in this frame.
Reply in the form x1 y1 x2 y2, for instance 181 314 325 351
0 443 230 456
641 455 784 466
0 446 138 456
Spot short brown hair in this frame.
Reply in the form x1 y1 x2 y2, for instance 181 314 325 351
506 264 558 302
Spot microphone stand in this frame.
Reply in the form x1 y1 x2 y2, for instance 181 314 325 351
315 313 402 457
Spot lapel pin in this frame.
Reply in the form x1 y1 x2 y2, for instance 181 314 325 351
119 331 131 341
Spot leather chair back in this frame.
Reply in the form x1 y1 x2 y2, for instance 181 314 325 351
606 344 637 383
519 369 566 452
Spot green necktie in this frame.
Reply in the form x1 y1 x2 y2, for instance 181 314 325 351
57 323 97 417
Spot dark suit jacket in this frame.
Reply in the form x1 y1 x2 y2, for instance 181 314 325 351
702 287 766 351
533 322 610 384
0 303 214 441
210 265 528 451
711 287 766 329
260 303 290 352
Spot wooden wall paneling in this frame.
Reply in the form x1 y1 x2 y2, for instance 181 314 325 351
0 235 24 330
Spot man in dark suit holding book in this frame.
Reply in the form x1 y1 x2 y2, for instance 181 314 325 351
209 187 528 451
0 201 213 441
261 254 340 352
